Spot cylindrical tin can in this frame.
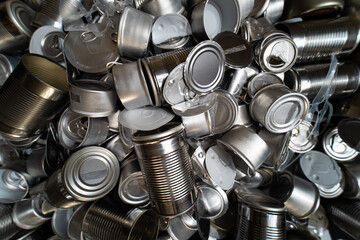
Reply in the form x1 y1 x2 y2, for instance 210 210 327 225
142 47 193 106
106 134 133 163
46 147 120 208
134 0 185 18
341 162 360 199
322 127 359 161
285 61 360 100
249 84 309 134
12 197 52 230
241 17 277 43
82 196 159 240
235 189 286 240
0 204 20 239
191 0 241 41
282 0 344 20
0 54 68 139
133 123 196 217
67 203 91 240
0 0 35 54
118 6 154 58
217 125 271 176
270 172 320 219
325 198 360 239
277 17 360 63
69 79 117 118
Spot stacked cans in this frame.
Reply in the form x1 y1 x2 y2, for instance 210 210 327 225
0 0 360 239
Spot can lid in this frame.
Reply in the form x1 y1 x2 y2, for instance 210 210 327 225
184 40 225 93
119 171 149 206
289 121 317 153
64 27 119 73
6 0 35 37
338 118 360 151
213 90 238 134
163 63 196 105
213 31 253 69
205 145 236 190
323 127 359 161
63 146 120 201
247 72 283 98
118 106 175 131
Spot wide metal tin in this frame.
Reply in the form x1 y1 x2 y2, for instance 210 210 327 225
184 40 225 94
249 84 309 134
62 146 120 202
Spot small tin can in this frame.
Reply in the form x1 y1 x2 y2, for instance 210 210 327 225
213 90 238 135
106 135 133 163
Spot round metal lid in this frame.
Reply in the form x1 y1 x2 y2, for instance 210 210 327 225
205 145 236 190
247 72 283 98
119 171 149 206
163 63 196 106
184 40 225 94
0 54 13 86
257 33 298 73
118 106 175 131
213 90 238 134
338 118 360 151
213 31 253 69
30 26 66 63
6 0 35 37
300 151 343 198
62 146 120 201
289 121 317 153
235 189 285 212
323 127 359 161
64 28 119 73
132 122 184 143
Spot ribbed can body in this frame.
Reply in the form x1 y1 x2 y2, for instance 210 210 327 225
279 17 360 63
0 204 20 240
133 123 196 217
82 197 159 240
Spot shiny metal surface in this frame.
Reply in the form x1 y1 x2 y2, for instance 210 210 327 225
263 0 284 23
226 68 248 95
51 208 74 239
0 54 14 86
249 0 270 17
82 196 159 240
289 121 317 154
278 17 360 63
0 0 35 54
69 79 117 117
247 72 283 98
12 197 52 230
26 147 48 178
113 60 153 110
0 54 68 139
0 204 20 239
133 123 196 217
285 61 360 100
0 167 30 203
167 211 197 240
118 6 154 58
213 90 238 134
341 162 360 199
134 0 185 17
271 172 320 219
191 0 241 41
217 125 271 176
282 0 344 19
196 184 228 219
106 135 133 163
241 17 276 43
184 40 225 94
67 203 91 240
249 84 309 134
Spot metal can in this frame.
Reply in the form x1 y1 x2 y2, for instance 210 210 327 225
0 204 20 239
133 123 196 217
0 54 68 139
285 61 360 100
134 0 185 18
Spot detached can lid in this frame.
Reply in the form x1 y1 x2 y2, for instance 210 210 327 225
184 40 225 94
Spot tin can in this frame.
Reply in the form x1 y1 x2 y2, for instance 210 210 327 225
0 54 68 139
133 123 196 217
0 54 16 86
263 0 284 23
67 203 91 240
241 17 276 43
134 0 185 18
167 211 197 240
285 61 360 100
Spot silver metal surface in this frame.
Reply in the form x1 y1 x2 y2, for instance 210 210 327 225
0 0 35 54
26 147 48 178
249 0 271 17
0 204 20 239
247 72 283 98
241 17 276 43
184 40 225 94
323 127 359 161
118 6 154 58
196 183 228 219
118 154 149 206
300 151 345 198
271 172 320 219
113 60 153 110
289 121 317 154
217 125 271 176
213 90 238 134
191 0 241 41
0 168 30 203
167 211 197 240
341 162 360 199
282 0 344 19
135 0 185 18
0 54 14 86
226 68 248 95
133 123 196 217
82 197 159 240
12 197 52 230
67 203 91 240
278 17 360 63
105 135 133 163
263 0 284 23
51 208 74 239
249 84 309 134
285 61 360 100
69 79 117 117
